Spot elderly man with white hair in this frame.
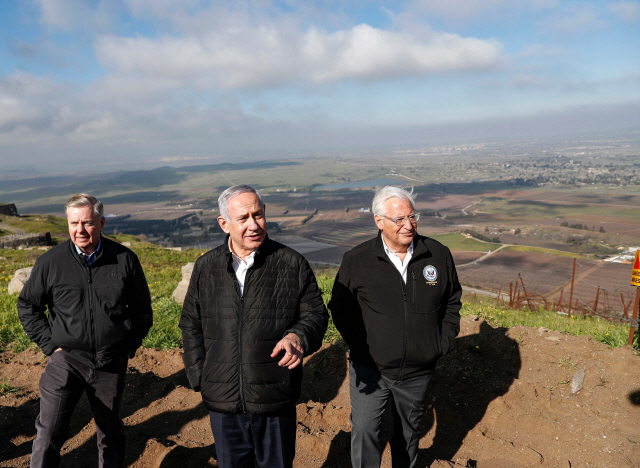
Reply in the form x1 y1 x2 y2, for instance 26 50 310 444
179 184 328 468
18 193 153 468
329 186 462 468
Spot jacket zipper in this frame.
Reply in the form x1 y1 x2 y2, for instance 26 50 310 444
232 266 249 413
412 270 416 312
86 265 96 361
399 276 408 381
238 295 246 413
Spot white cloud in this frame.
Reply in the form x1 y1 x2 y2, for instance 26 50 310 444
36 0 116 31
94 22 503 90
403 0 559 25
607 1 640 22
537 4 608 35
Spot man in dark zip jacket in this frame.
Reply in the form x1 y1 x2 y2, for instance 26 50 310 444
329 186 462 468
179 185 328 468
17 193 153 468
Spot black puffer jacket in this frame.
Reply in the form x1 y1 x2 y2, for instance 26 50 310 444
178 236 328 416
329 232 462 381
17 237 153 369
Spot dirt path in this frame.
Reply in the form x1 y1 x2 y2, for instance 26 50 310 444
2 316 639 467
456 244 509 267
0 224 25 235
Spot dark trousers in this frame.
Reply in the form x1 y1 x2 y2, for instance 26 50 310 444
209 410 296 468
349 360 432 468
30 350 127 468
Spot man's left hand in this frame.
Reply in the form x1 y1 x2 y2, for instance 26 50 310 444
271 333 304 369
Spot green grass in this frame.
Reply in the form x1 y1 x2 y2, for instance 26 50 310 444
0 214 68 235
461 301 637 348
503 245 580 257
0 379 20 395
2 243 637 353
431 233 496 252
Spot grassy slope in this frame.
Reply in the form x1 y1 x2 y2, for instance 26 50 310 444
1 241 637 353
0 215 68 235
431 233 497 252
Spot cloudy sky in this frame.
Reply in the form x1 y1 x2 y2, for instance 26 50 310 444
1 0 639 171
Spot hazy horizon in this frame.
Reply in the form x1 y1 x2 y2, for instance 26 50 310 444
1 1 639 171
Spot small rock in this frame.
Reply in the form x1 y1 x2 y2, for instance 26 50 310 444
172 262 195 305
8 267 33 295
571 369 585 394
122 241 131 247
545 336 560 342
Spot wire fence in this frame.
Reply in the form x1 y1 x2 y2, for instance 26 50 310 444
491 258 639 326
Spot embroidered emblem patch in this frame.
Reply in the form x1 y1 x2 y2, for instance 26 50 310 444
423 265 438 282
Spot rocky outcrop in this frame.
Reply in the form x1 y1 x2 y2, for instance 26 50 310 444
0 232 52 249
8 267 32 295
0 204 18 216
172 262 195 305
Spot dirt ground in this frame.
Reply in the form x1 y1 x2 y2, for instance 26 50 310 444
2 316 639 468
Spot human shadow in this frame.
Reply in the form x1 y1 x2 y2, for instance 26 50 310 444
0 397 41 462
318 320 521 468
629 390 640 406
299 341 348 404
416 321 521 466
0 362 210 467
51 366 215 467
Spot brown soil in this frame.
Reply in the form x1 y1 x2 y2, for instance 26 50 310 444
2 316 639 468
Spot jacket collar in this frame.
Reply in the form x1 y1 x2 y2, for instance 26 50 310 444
68 235 108 267
373 230 429 261
224 234 271 262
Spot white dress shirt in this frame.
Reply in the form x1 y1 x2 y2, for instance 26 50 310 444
229 239 256 296
381 236 414 283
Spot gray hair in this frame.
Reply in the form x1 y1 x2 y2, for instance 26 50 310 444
372 186 416 216
65 193 104 218
218 185 264 220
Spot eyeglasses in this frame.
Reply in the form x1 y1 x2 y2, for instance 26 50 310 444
381 213 420 226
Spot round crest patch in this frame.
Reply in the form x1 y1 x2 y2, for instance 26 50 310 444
423 265 438 282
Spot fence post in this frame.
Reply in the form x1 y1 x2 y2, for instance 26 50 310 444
497 284 503 307
628 287 640 347
556 289 564 313
519 274 533 312
568 258 576 318
509 283 513 308
593 286 600 315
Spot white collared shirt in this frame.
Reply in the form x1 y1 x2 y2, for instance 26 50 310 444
229 239 256 296
382 236 414 283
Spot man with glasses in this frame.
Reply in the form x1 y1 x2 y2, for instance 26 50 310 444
329 186 462 468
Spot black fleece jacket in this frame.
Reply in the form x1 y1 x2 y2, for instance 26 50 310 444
329 232 462 380
178 236 328 416
17 237 153 369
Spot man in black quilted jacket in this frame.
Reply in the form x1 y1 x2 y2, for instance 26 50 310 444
179 185 328 468
18 193 153 468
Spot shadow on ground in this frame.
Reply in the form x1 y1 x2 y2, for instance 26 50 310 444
320 320 521 468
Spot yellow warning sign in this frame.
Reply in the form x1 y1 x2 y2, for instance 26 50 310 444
632 250 640 286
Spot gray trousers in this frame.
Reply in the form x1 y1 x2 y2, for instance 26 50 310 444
30 350 127 468
349 360 432 468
